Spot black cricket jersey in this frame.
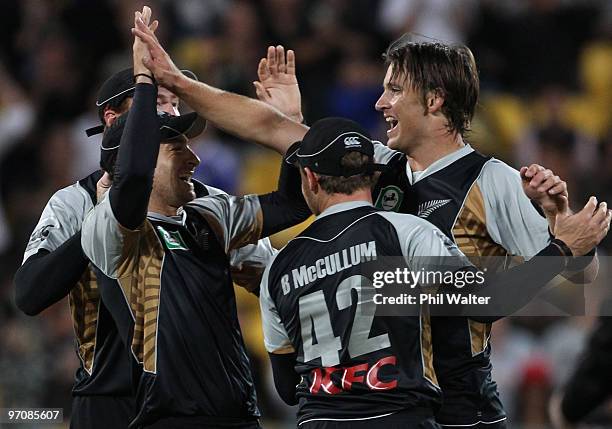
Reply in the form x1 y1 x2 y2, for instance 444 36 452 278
372 143 551 426
82 191 269 428
23 170 134 398
260 201 470 426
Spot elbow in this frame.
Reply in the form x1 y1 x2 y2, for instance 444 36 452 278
14 282 42 316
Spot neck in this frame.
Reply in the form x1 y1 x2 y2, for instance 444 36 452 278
148 200 181 217
316 189 372 215
408 132 465 172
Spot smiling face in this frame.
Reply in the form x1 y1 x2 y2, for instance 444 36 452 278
375 65 428 154
157 87 180 116
150 140 201 215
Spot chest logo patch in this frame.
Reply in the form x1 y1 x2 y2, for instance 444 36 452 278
375 185 404 212
156 226 189 251
417 199 451 218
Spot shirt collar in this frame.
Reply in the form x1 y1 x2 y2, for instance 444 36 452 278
406 144 474 184
147 209 186 225
317 200 372 220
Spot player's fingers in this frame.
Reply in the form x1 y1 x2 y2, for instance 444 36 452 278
287 50 296 75
579 196 598 218
591 201 608 223
537 175 559 193
525 164 542 178
277 45 286 74
149 20 159 33
557 195 570 215
267 46 277 75
530 169 552 188
600 210 612 230
133 25 162 55
135 16 157 40
142 6 151 25
258 58 270 81
548 180 567 195
253 81 270 101
520 166 528 179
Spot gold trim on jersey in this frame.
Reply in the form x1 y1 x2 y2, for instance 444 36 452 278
420 305 439 387
452 183 507 356
116 221 164 373
69 267 100 374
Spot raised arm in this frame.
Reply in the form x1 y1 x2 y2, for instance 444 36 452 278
133 17 308 155
188 143 311 253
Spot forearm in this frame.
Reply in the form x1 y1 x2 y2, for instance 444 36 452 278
443 243 568 322
109 83 159 229
269 352 300 406
172 76 308 155
258 147 311 237
14 232 88 315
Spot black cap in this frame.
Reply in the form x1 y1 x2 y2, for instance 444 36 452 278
86 67 199 137
100 111 206 174
286 117 387 177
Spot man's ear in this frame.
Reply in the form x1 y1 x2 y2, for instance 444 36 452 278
304 167 319 193
103 108 120 127
425 89 445 114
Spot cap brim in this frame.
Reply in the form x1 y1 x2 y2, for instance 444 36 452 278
180 69 198 81
284 141 303 167
160 112 206 142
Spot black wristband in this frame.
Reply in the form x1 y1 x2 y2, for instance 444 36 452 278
134 73 156 85
551 238 572 269
567 246 596 272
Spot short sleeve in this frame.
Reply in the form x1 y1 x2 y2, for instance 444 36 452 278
478 160 550 259
187 193 264 253
376 211 472 274
373 140 402 165
23 184 92 263
259 259 293 353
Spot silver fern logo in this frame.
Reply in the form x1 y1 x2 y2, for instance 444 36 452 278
418 199 451 218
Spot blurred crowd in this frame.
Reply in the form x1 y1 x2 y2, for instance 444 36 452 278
0 0 611 427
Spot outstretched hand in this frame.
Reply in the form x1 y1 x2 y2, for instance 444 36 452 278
133 6 158 77
253 46 303 123
132 11 184 90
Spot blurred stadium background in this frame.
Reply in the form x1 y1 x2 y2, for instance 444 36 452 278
0 0 611 427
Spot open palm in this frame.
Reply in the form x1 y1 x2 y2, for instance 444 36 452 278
254 45 303 123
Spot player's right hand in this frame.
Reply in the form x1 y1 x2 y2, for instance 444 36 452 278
132 9 183 91
554 196 611 256
253 46 303 123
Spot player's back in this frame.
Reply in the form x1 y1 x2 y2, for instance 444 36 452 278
262 202 442 425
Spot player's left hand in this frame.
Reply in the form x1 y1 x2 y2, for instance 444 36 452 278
133 6 158 77
520 164 569 216
96 172 112 203
253 45 303 123
132 10 184 91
